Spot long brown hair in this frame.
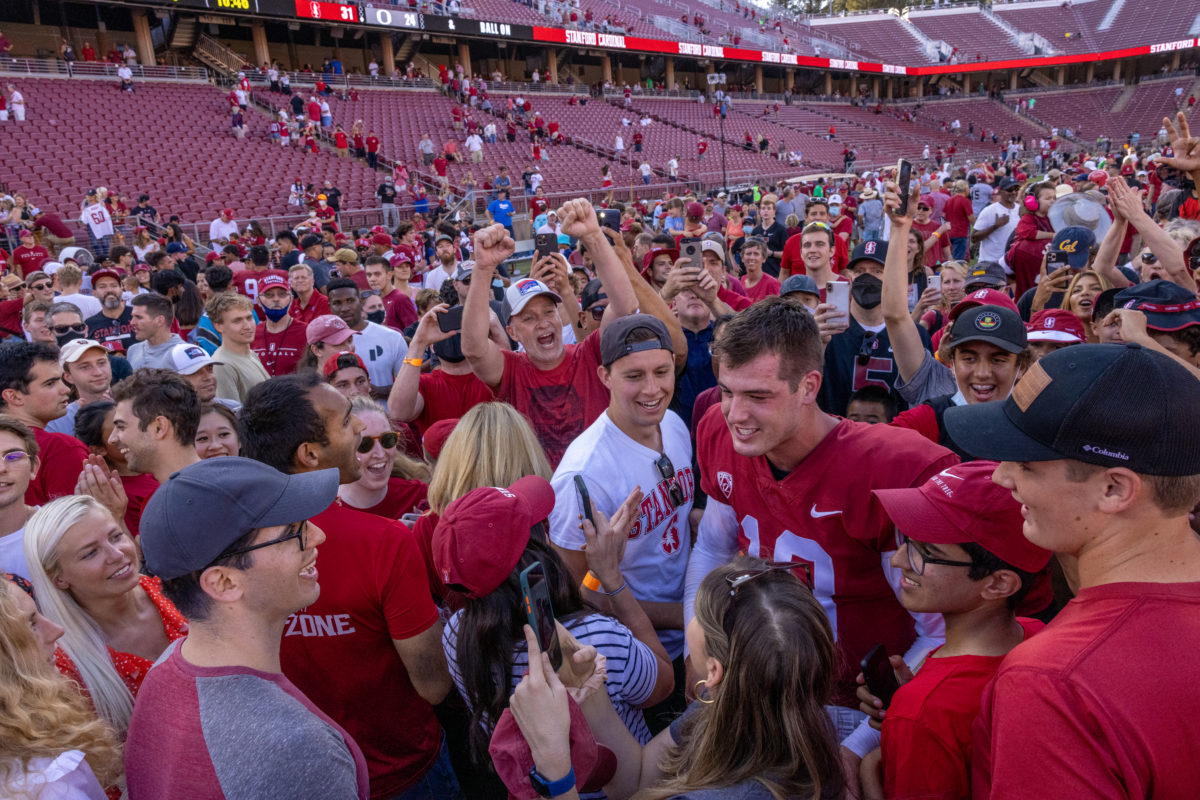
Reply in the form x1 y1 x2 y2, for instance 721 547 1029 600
637 558 842 800
0 582 122 792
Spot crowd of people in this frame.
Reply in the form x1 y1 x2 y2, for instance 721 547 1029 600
0 97 1198 800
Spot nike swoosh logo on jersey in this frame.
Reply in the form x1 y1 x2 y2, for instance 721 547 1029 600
810 504 843 518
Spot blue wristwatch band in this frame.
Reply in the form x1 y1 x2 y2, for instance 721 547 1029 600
530 764 576 797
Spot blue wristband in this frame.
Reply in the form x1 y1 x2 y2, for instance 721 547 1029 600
529 764 576 798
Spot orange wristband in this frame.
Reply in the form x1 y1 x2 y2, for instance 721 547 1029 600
582 571 602 592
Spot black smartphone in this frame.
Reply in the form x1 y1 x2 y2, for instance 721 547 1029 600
535 232 556 260
520 562 563 671
437 305 464 333
573 475 594 526
860 643 900 709
679 236 702 271
597 208 621 232
1046 250 1071 269
897 159 913 216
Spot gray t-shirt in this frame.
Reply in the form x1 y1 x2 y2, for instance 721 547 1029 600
895 349 956 407
127 334 185 371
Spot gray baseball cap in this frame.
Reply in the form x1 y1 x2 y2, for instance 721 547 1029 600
600 314 673 367
139 458 339 580
780 274 820 298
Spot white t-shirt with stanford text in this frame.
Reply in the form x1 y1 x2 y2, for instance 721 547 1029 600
973 201 1019 263
549 410 694 658
353 321 408 387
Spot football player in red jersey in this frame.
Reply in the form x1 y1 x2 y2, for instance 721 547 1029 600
685 297 959 708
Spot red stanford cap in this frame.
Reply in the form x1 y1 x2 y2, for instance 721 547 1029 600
432 476 556 599
873 460 1052 573
948 288 1019 321
1026 309 1086 343
256 270 289 292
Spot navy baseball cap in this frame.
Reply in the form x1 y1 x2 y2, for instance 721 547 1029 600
1048 226 1096 270
166 242 188 255
780 274 820 298
1114 279 1200 332
847 240 887 270
944 343 1200 475
140 458 339 580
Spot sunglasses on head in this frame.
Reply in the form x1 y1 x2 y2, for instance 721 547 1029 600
655 453 686 509
726 561 812 596
357 431 400 453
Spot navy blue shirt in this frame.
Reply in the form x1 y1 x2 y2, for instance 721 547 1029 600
672 323 716 432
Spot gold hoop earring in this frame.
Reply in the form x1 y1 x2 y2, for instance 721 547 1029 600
693 679 714 704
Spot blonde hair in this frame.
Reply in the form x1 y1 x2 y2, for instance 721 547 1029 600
0 582 123 794
426 402 551 515
348 396 430 482
937 260 971 312
1064 269 1111 317
205 292 253 325
24 496 137 736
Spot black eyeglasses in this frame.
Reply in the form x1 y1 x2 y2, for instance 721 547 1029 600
52 323 88 336
857 333 878 366
1139 252 1158 265
898 534 974 576
655 453 686 509
222 520 309 559
30 282 51 292
357 431 400 453
726 561 812 596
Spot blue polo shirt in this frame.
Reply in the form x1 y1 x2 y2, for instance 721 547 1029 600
488 198 515 228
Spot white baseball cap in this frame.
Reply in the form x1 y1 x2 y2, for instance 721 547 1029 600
170 343 223 375
502 277 561 321
59 339 108 367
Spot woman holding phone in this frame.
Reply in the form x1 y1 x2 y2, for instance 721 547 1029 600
436 477 672 796
505 557 843 800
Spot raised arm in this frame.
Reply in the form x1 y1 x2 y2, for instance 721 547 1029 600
461 223 512 389
881 180 930 384
602 228 687 371
556 199 638 326
1108 177 1194 293
387 304 457 421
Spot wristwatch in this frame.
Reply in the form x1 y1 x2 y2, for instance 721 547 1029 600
529 765 576 798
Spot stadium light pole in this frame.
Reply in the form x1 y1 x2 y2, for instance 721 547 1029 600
719 99 728 195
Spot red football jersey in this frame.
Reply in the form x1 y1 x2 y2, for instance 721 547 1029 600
232 269 287 303
697 411 958 701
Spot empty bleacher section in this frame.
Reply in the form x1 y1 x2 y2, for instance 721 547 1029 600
805 14 936 64
992 0 1112 54
906 8 1030 62
0 79 379 232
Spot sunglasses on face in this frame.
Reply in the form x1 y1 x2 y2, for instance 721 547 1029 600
51 323 88 336
587 305 607 321
655 453 686 509
30 283 51 292
1139 252 1158 265
357 431 400 453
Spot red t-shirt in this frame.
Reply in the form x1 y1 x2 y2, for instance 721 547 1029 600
121 472 160 538
380 289 418 332
232 269 286 303
497 332 610 467
252 318 308 376
366 136 380 153
0 297 22 337
973 582 1200 799
56 576 187 699
913 219 946 268
412 369 494 437
433 157 447 177
335 132 348 148
281 501 441 797
944 195 974 238
26 427 89 505
743 273 781 303
890 403 940 442
696 411 958 703
698 141 708 154
352 477 429 520
883 619 1043 800
290 291 331 327
13 244 50 276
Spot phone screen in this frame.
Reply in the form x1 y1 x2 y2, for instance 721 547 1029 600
860 643 900 708
520 562 563 670
897 159 913 216
573 475 594 526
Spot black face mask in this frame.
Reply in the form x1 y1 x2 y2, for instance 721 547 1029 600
366 310 386 325
851 273 883 309
55 330 87 348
